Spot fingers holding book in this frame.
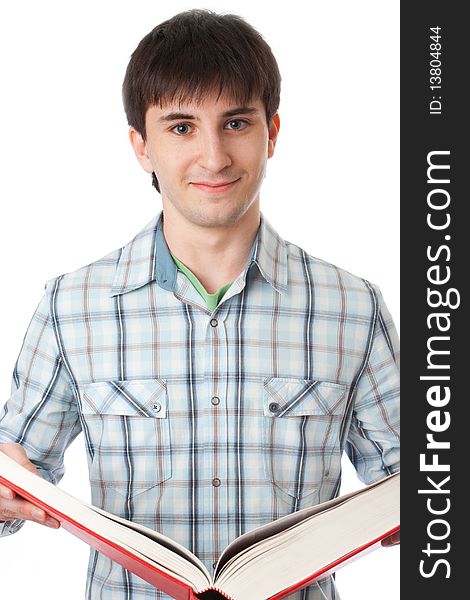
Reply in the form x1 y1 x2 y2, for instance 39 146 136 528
381 530 400 547
0 493 60 528
0 443 60 529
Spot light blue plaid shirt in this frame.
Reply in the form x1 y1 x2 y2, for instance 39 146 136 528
0 211 400 599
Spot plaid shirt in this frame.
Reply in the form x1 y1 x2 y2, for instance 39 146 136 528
0 211 400 600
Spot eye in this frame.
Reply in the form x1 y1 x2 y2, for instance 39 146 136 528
171 123 192 135
225 119 248 130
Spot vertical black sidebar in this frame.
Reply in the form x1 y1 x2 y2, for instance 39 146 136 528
401 3 467 598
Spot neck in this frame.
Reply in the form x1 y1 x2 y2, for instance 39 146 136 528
161 202 260 294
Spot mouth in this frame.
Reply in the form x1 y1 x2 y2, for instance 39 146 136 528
190 178 240 194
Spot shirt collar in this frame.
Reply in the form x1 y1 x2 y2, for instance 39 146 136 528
251 213 288 293
109 210 287 297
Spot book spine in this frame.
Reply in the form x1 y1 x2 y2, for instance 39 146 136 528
192 587 234 599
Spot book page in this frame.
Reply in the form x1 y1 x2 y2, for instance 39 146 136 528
214 474 399 600
214 472 398 577
90 504 208 576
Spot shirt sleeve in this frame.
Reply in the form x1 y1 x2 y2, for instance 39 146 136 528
0 280 82 537
345 284 400 485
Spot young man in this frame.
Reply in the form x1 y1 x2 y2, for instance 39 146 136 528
0 10 400 600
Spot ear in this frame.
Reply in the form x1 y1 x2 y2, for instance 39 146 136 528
267 113 280 159
128 127 154 173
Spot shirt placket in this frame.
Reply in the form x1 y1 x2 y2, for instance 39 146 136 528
173 273 232 571
201 301 230 573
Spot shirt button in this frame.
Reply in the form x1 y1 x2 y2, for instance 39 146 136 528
211 396 220 406
210 318 218 327
153 402 161 412
213 562 217 569
212 478 221 487
269 402 280 413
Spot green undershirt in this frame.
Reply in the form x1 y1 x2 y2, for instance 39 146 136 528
171 254 233 312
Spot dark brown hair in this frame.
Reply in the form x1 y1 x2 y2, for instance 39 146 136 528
122 9 281 192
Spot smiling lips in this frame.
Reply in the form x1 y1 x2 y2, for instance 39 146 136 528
190 179 240 193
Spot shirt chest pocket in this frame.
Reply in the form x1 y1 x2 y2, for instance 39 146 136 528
79 378 171 499
263 377 348 501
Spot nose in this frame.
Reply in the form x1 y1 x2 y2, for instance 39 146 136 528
196 130 232 173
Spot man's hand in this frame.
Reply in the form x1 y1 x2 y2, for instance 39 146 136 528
0 443 60 529
381 530 400 547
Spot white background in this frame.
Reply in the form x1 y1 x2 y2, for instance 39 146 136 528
0 1 399 599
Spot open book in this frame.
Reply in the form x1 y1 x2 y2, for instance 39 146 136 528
0 452 399 600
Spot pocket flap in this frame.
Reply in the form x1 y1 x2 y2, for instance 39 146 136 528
264 377 347 417
80 378 168 417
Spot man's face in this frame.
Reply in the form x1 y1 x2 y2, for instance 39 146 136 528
130 92 279 228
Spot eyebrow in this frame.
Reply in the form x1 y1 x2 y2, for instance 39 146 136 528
157 106 260 123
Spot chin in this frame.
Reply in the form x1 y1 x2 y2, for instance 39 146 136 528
190 213 242 228
184 202 253 228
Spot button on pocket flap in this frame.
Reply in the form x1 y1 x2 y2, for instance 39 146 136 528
80 378 167 417
264 377 347 417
